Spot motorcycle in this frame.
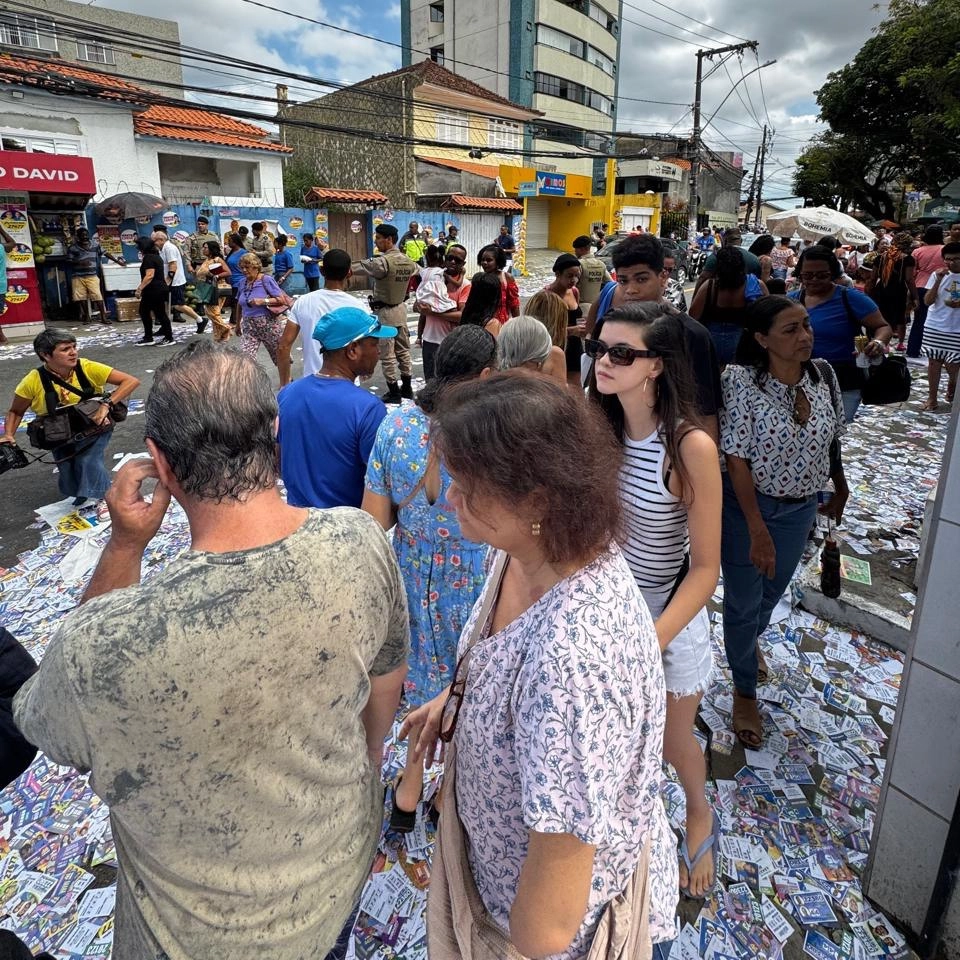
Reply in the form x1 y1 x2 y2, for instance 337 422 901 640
687 248 707 282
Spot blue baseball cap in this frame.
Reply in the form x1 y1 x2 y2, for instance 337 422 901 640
312 306 397 351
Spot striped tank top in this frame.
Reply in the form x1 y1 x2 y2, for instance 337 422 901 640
619 427 689 618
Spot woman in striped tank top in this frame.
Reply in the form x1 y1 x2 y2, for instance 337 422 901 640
589 301 723 900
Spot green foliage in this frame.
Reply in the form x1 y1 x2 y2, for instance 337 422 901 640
795 0 960 215
282 159 319 207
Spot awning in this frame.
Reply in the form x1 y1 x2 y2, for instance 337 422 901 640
0 151 96 195
442 194 523 212
419 157 500 179
304 187 388 205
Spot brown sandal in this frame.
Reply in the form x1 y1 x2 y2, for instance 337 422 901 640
756 643 769 682
732 692 763 749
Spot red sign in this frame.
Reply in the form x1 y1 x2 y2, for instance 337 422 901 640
0 151 95 194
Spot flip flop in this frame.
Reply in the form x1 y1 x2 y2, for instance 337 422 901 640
679 808 720 900
756 643 769 682
732 691 763 748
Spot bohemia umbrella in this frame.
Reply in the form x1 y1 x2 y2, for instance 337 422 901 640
95 192 166 221
764 206 875 246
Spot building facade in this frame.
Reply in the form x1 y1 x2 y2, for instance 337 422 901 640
0 0 183 96
401 0 623 176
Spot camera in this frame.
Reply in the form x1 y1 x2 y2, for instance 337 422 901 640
0 443 28 475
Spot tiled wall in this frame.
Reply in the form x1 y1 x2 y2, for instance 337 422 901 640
865 405 960 953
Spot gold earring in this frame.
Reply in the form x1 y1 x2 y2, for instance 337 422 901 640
531 521 541 536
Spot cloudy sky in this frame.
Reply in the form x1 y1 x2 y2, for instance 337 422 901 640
88 0 887 201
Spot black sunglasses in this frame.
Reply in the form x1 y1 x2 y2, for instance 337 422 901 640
584 338 659 366
445 254 465 264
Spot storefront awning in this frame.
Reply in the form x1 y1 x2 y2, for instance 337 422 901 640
0 152 96 196
304 187 388 205
442 194 523 212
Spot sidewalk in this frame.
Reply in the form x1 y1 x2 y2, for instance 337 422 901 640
0 360 948 957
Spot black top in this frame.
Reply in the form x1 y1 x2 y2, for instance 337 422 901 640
139 253 167 292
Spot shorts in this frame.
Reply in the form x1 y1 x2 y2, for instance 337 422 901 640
169 285 186 306
661 607 714 697
71 275 102 301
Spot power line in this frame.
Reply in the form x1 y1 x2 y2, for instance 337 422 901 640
639 0 749 43
619 0 739 45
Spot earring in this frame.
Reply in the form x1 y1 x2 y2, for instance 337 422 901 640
531 521 541 537
642 377 650 392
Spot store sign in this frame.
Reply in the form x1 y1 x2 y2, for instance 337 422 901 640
517 181 538 198
0 152 95 194
535 172 566 196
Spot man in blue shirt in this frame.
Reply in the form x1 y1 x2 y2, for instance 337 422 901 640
694 228 715 253
277 306 395 508
300 233 324 292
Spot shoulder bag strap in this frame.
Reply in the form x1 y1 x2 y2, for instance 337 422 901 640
839 286 860 332
36 367 61 417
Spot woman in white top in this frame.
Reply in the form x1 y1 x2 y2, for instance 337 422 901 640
589 301 722 900
720 295 847 749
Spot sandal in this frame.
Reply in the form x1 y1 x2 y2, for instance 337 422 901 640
389 774 422 834
732 691 763 749
756 643 769 683
679 808 720 900
921 400 940 411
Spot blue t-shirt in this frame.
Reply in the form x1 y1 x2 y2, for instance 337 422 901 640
496 234 515 252
301 245 322 279
273 249 294 277
277 377 387 509
789 285 878 362
695 235 715 252
227 248 245 287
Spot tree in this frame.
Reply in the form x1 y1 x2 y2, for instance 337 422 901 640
798 0 960 208
282 159 318 207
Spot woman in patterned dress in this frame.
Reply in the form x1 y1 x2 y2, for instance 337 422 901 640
401 372 678 960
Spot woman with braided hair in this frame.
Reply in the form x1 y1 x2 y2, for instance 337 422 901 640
866 232 916 351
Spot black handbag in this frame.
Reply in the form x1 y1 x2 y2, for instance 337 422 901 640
26 363 111 450
861 354 912 405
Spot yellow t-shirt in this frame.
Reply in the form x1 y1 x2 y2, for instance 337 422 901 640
15 358 113 417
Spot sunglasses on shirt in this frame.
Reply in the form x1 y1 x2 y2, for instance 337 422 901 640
584 338 659 366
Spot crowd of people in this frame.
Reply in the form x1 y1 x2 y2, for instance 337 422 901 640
0 216 953 960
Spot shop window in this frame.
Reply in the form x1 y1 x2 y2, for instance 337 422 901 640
76 41 115 65
0 14 57 52
488 119 522 152
436 110 468 145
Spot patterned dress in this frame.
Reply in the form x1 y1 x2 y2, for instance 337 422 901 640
365 405 488 706
453 547 679 956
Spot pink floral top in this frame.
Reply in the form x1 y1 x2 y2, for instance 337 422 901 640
453 546 678 957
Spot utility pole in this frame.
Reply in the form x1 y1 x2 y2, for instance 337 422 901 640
755 124 769 230
743 145 761 229
687 41 759 243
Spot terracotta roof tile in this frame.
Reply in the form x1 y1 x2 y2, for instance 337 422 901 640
419 156 500 179
354 60 536 114
663 156 691 169
442 194 522 212
304 187 388 204
135 105 292 153
0 53 147 103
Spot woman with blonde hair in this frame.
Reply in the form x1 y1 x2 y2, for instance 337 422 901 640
236 252 292 385
524 289 568 349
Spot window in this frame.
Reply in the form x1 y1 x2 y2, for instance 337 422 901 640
587 45 614 77
429 2 444 22
557 0 618 36
1 132 81 155
430 45 444 65
436 110 469 145
535 72 611 115
488 118 522 151
76 40 115 65
0 13 57 52
536 24 584 58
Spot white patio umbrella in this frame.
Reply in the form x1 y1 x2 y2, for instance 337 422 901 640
764 206 875 246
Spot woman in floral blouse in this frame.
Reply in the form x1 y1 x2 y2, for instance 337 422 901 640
720 295 847 749
402 372 678 960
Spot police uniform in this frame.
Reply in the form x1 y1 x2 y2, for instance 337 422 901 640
576 255 612 315
250 233 275 274
352 247 418 394
188 229 220 269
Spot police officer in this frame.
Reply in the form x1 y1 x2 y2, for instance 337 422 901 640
187 216 220 271
573 235 611 317
352 223 417 403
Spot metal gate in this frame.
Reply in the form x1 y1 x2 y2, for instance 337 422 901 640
525 199 550 248
455 213 505 264
327 211 370 291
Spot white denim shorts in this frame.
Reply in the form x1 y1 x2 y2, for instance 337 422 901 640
660 606 714 698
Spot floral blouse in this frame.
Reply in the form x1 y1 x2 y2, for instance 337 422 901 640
453 546 678 956
720 362 845 498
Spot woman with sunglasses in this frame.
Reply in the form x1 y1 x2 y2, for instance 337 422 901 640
720 296 847 749
789 246 890 422
400 373 677 960
418 244 471 380
588 302 721 900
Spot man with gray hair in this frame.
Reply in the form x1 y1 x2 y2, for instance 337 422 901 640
14 340 409 960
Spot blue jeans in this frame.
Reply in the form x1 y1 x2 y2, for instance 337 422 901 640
720 475 817 697
707 323 742 365
54 428 112 501
653 939 675 959
841 388 861 423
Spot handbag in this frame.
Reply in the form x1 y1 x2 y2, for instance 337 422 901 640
190 279 218 306
26 365 113 450
262 275 294 316
426 552 653 960
860 354 912 405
